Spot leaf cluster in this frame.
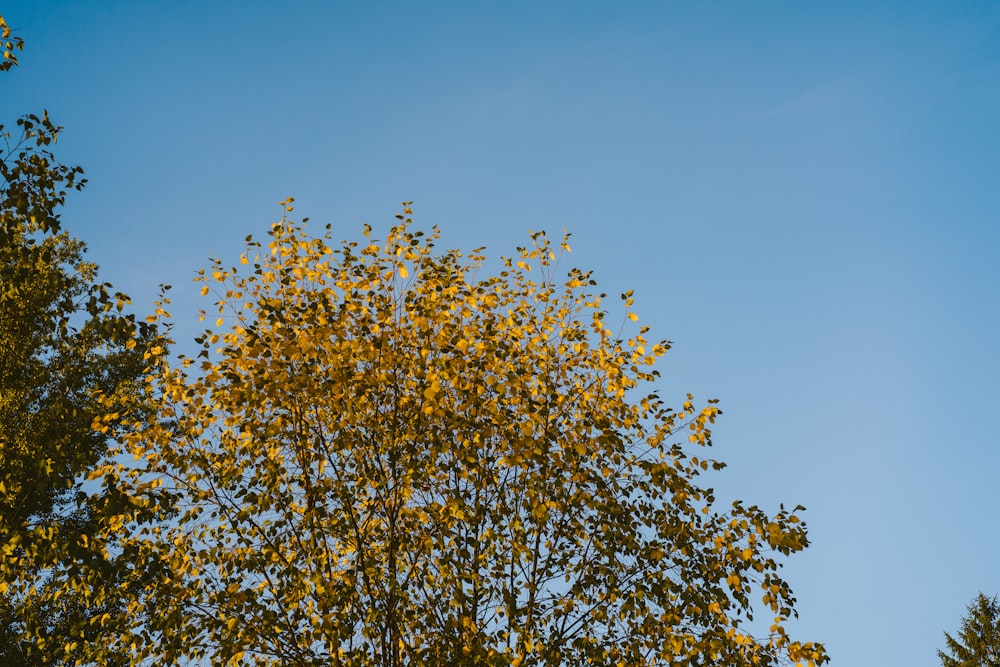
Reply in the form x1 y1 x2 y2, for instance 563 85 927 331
1 15 23 72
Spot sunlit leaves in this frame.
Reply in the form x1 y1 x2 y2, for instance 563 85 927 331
0 15 23 72
80 202 827 666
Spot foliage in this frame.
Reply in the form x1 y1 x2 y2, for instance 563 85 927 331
1 15 24 72
939 593 1000 667
85 201 827 666
0 13 152 666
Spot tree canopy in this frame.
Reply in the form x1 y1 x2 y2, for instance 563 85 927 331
0 13 152 665
939 593 1000 667
74 202 828 666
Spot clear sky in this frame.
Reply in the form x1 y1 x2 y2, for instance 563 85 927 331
4 2 1000 664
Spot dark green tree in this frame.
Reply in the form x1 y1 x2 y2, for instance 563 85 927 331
939 593 1000 667
0 13 153 666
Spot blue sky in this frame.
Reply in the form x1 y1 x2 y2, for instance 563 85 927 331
5 2 1000 664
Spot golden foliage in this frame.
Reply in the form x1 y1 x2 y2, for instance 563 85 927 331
83 203 826 666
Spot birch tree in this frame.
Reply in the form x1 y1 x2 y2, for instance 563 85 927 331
89 202 827 666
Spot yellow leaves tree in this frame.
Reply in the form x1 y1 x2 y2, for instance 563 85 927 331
90 202 827 666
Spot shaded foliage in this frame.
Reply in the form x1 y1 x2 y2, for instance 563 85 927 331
0 13 153 666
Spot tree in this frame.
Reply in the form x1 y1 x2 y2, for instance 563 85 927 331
0 13 152 665
939 593 1000 667
82 201 827 666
